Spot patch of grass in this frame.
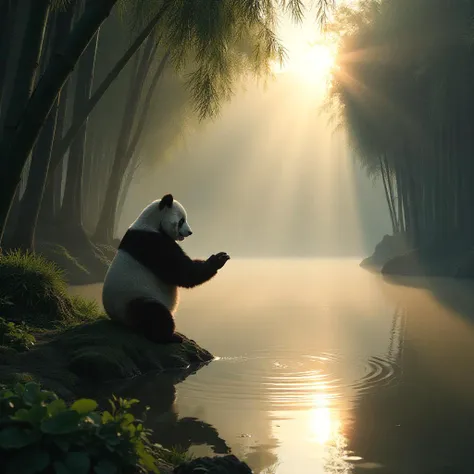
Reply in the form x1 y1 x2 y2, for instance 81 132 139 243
0 317 35 352
155 445 193 466
69 295 105 325
0 250 104 330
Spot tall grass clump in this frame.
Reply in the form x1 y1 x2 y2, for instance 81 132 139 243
0 250 104 329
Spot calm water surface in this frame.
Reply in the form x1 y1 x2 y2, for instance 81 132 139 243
70 259 474 474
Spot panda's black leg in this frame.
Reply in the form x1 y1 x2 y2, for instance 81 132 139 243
150 305 184 344
126 298 183 344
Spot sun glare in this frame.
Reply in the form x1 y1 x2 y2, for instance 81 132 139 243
308 392 339 445
273 41 337 85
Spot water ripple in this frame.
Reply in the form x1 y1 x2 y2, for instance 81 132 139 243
179 350 400 410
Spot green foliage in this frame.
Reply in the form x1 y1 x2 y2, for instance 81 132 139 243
0 250 105 329
0 317 36 352
0 249 69 302
0 382 162 474
118 0 335 120
154 444 191 467
68 296 105 326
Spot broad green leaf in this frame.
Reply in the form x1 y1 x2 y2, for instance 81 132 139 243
0 426 40 448
53 461 72 474
54 437 70 452
48 399 67 417
123 423 136 437
101 411 113 423
13 408 29 420
5 446 50 474
139 451 159 473
14 383 25 396
71 398 98 415
93 459 119 474
64 452 91 474
136 441 159 472
15 404 47 424
39 390 58 402
23 382 42 405
41 410 82 434
121 413 134 425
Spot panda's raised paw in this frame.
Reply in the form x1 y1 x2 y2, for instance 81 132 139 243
208 252 230 270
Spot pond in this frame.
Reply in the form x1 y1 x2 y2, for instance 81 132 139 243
69 258 474 474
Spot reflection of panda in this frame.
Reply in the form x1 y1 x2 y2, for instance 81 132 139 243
102 194 230 344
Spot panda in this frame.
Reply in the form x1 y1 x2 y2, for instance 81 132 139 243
102 193 230 344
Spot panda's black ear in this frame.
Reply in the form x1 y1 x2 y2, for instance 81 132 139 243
159 194 174 210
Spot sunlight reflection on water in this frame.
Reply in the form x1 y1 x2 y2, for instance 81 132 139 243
70 259 474 474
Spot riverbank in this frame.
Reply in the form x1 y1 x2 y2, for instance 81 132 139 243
0 250 213 397
0 250 252 473
361 233 474 279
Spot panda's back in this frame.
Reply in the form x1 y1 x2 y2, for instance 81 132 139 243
102 249 178 322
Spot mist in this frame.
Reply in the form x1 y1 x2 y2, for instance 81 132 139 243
119 74 391 258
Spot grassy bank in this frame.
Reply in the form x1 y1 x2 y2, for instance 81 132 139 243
0 250 213 397
0 251 250 473
0 250 104 330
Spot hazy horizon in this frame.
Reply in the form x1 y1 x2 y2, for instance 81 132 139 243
118 74 391 258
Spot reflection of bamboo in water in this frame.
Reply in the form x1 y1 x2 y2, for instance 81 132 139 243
386 305 407 369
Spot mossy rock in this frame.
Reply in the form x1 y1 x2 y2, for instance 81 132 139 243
69 347 142 381
381 246 468 277
174 455 253 474
0 319 213 398
57 320 213 381
360 233 411 269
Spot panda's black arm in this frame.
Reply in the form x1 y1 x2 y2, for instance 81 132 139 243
162 249 218 288
118 229 218 288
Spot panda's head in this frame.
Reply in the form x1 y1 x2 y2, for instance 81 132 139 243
157 194 193 241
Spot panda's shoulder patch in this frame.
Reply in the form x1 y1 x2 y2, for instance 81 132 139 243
118 228 184 278
119 228 172 253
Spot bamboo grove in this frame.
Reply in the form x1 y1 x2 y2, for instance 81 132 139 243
328 0 474 253
0 0 333 280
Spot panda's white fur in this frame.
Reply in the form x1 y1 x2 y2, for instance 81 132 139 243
102 197 192 324
129 198 192 240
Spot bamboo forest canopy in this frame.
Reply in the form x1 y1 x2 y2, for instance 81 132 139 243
0 0 334 282
328 0 474 252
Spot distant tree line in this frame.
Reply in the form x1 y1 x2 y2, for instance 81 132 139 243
328 0 474 258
